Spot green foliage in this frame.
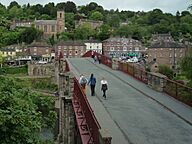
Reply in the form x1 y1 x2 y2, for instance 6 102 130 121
74 23 96 40
89 11 103 21
0 1 192 46
0 65 28 75
19 27 43 44
65 13 75 31
180 53 192 80
158 65 174 79
31 78 58 91
97 24 111 40
0 76 57 143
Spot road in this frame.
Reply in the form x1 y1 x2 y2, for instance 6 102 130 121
68 57 192 144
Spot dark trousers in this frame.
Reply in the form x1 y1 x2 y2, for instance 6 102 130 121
90 84 95 96
102 90 107 98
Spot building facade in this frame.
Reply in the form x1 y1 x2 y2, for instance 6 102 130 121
27 42 54 61
148 34 186 69
0 48 16 58
102 37 145 58
55 41 86 58
84 40 102 54
11 11 65 37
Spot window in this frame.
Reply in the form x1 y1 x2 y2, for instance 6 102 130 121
51 25 55 32
44 25 47 32
169 53 172 57
123 46 127 51
60 13 62 18
135 47 139 51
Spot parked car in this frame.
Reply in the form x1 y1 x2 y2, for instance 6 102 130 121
127 57 138 63
37 61 47 64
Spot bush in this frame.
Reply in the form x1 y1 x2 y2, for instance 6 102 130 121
158 65 174 79
0 65 28 75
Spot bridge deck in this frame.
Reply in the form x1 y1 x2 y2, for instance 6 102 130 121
68 57 192 144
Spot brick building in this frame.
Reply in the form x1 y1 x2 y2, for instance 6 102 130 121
102 37 145 58
11 11 65 37
148 34 186 69
27 42 54 61
55 41 86 58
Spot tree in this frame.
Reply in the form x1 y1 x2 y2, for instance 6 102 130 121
7 1 21 9
65 13 75 31
180 53 192 81
97 24 111 40
158 65 174 79
0 53 4 68
89 11 103 21
106 14 120 28
65 1 77 13
0 76 57 143
8 5 23 19
74 23 96 40
19 27 43 44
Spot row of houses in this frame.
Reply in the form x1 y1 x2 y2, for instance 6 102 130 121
0 34 189 71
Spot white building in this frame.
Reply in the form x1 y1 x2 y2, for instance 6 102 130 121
84 40 102 54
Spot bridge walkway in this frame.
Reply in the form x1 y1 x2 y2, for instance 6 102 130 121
68 57 192 144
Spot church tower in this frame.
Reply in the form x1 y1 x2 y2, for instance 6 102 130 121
57 11 65 33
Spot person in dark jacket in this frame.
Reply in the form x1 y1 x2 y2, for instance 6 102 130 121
101 77 108 99
88 73 96 96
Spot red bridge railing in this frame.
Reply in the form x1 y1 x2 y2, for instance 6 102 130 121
72 78 101 144
83 50 112 68
83 51 192 107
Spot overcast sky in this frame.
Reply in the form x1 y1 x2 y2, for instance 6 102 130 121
0 0 191 14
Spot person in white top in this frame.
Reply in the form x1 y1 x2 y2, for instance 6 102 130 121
100 77 108 99
79 74 87 94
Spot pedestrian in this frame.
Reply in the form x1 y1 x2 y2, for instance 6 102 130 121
98 55 101 64
88 73 96 96
94 55 97 63
101 77 108 99
91 51 95 59
79 74 87 94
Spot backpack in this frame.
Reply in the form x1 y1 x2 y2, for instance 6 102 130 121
102 84 108 90
81 77 87 84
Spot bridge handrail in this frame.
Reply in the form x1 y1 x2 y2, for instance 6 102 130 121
73 77 101 144
83 50 112 68
83 51 192 107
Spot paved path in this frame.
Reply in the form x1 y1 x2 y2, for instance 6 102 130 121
67 57 192 144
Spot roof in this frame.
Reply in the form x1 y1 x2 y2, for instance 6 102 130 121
83 40 102 43
149 41 185 48
102 37 140 43
56 41 86 46
0 48 16 52
35 20 57 25
28 42 51 47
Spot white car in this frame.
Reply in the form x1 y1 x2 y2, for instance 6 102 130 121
127 57 138 63
37 61 47 64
